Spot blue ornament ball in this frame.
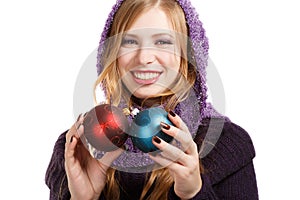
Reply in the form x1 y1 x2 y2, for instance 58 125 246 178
130 107 174 153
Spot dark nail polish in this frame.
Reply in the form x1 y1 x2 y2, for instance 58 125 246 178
161 122 170 130
169 110 176 117
70 136 73 143
76 113 82 122
153 136 161 144
83 112 88 117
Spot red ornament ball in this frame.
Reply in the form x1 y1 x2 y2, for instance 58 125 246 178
83 104 129 152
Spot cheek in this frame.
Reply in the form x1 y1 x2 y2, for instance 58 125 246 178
158 53 181 71
174 56 181 71
118 47 139 64
117 55 133 74
117 56 128 69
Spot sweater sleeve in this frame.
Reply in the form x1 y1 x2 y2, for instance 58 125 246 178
168 119 259 200
168 173 219 200
45 131 71 200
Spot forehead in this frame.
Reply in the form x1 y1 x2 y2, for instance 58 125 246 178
128 7 174 30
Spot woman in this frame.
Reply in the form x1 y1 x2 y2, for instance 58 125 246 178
45 0 259 199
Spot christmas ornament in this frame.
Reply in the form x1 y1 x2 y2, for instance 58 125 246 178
130 107 174 153
83 104 129 151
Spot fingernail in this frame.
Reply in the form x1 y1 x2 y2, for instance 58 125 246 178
70 136 73 143
169 110 176 117
160 122 170 130
153 136 161 144
76 113 82 122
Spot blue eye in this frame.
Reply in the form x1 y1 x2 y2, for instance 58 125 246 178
121 38 138 47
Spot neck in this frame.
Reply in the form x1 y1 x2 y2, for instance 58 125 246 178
131 96 163 108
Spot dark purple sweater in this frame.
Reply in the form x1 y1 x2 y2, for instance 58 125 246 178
45 118 259 199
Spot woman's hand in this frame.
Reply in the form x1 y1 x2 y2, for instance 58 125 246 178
149 111 202 199
64 114 123 200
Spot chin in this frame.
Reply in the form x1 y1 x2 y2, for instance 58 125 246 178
133 86 165 99
133 92 156 99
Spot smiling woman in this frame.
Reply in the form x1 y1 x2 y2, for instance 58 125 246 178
118 27 181 99
45 0 259 199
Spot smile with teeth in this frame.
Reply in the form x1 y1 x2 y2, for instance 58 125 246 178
132 71 161 80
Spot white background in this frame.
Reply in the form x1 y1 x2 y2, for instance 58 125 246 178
0 0 299 199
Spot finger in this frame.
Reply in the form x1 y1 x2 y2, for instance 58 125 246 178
152 136 188 165
75 112 90 147
161 122 197 154
98 148 124 171
65 124 83 152
148 153 172 167
66 113 86 148
75 113 83 128
148 153 184 172
75 113 86 138
65 123 76 145
168 111 189 133
65 134 79 165
65 113 83 143
65 113 84 163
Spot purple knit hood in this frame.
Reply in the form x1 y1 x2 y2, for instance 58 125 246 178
93 0 224 172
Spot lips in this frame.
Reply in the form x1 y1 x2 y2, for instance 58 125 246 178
131 70 162 85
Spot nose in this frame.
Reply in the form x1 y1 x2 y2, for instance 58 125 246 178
137 47 156 65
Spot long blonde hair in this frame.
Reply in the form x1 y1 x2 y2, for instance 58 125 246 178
95 0 198 199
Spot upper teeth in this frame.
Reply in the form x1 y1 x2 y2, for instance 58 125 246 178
133 72 160 80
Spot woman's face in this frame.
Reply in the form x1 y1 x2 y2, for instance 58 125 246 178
117 8 181 99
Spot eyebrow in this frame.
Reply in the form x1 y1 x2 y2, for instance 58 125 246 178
123 32 175 39
152 33 175 39
122 33 138 39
